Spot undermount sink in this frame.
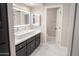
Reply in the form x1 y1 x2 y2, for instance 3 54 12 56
15 29 35 39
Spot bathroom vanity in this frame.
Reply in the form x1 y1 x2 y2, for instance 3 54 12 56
16 33 40 56
15 29 41 56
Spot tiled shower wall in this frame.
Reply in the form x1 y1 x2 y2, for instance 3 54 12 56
47 8 57 37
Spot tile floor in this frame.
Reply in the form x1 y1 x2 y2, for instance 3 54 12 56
31 38 67 56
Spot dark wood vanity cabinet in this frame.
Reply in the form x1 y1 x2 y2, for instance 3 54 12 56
16 33 40 56
16 46 26 56
16 41 26 56
26 40 36 56
30 39 36 53
36 38 40 48
26 36 36 56
35 34 40 48
16 41 26 51
26 42 31 56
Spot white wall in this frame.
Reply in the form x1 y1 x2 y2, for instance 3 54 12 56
67 4 77 56
61 4 71 47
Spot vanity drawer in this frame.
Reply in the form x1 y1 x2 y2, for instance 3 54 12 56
16 41 26 51
16 46 26 56
26 36 35 44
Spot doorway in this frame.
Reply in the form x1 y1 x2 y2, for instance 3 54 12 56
46 5 63 47
47 8 57 45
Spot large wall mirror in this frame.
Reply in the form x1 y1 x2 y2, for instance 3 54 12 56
24 13 30 25
31 13 41 26
13 7 30 27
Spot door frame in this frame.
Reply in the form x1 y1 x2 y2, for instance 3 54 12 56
45 5 63 45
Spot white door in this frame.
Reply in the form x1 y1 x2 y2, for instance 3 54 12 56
56 8 63 47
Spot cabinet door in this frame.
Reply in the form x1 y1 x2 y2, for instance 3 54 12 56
30 40 35 53
16 41 26 51
16 46 26 56
26 43 31 56
27 36 35 44
36 37 40 48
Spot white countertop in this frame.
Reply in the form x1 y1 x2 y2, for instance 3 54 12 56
15 28 41 45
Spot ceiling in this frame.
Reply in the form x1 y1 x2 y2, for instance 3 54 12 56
24 3 44 7
14 3 59 8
